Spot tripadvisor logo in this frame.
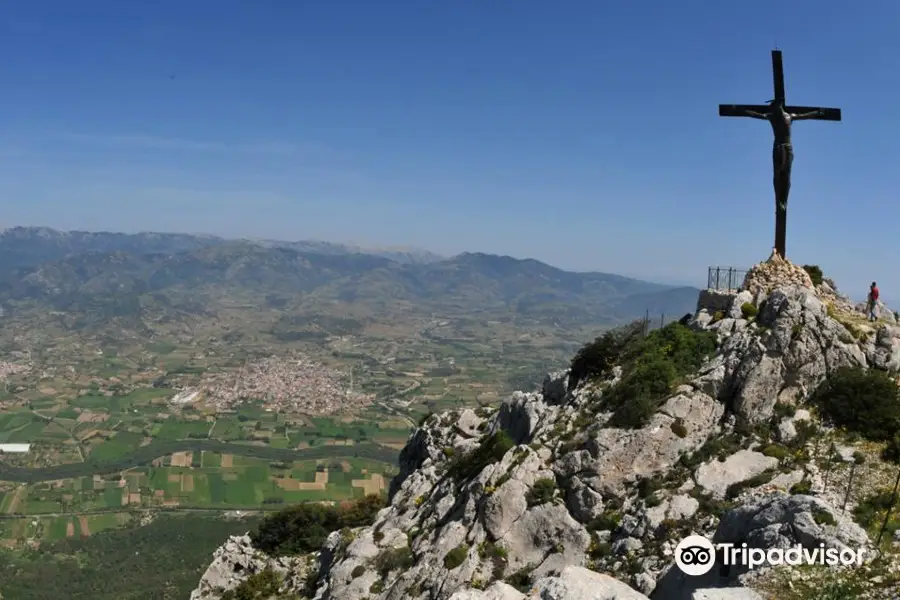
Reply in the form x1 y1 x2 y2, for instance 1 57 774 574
674 535 865 576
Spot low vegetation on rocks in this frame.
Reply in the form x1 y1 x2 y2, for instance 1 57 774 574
569 320 717 428
812 366 900 463
802 264 824 286
526 477 557 507
220 568 297 600
251 495 385 556
447 430 515 481
568 320 645 388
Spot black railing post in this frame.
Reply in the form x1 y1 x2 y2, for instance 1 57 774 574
876 466 900 549
822 443 837 492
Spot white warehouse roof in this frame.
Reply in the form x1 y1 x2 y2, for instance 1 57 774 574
0 444 31 453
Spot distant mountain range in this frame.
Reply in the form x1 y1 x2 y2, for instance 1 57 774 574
0 226 446 270
0 227 700 328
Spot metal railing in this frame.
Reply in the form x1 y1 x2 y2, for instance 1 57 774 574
707 266 748 292
638 311 684 337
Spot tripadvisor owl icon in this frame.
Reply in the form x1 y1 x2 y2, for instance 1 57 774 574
674 535 716 576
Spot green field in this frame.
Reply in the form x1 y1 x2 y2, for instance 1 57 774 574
1 453 396 517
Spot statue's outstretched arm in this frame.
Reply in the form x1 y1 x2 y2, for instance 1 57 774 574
744 110 770 119
790 109 826 120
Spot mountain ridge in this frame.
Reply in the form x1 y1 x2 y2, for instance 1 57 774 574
0 227 700 328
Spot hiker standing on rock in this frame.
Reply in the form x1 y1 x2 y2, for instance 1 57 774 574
868 281 880 321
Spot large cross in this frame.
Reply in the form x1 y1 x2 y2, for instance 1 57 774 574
718 50 841 259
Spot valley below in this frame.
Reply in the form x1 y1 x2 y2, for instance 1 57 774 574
0 227 698 599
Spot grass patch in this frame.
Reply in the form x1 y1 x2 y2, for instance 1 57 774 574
443 544 468 570
526 478 557 507
447 431 514 482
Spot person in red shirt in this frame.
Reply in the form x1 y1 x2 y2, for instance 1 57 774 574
868 281 880 321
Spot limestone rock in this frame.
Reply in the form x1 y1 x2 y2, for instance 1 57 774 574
531 566 651 600
190 534 309 600
694 450 778 499
714 493 870 552
692 590 764 600
449 582 525 600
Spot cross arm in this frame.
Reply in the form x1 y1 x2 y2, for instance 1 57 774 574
785 106 842 121
719 104 771 118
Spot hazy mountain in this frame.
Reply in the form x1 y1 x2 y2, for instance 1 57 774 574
0 228 700 328
0 227 443 271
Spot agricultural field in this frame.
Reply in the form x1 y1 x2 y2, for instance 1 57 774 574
0 452 396 547
0 392 413 470
2 453 395 513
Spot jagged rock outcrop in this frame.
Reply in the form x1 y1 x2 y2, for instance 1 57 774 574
190 534 311 600
192 275 899 600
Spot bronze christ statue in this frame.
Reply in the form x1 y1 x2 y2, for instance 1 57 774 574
742 100 826 214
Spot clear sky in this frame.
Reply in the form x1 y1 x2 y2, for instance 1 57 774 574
1 1 897 299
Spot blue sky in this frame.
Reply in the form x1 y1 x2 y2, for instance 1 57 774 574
1 1 898 299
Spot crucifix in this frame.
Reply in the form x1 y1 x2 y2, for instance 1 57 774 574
719 50 841 259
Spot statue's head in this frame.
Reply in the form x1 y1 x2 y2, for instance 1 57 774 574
768 98 785 112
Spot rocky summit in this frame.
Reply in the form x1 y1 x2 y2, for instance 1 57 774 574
191 262 900 600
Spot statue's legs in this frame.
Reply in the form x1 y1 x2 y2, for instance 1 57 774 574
772 143 794 258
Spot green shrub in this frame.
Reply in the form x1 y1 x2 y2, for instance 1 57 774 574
761 444 791 460
586 510 621 532
725 470 776 499
636 476 663 499
221 568 282 600
443 544 469 570
802 265 824 286
587 534 612 559
603 323 717 429
689 488 734 517
505 568 533 592
790 480 812 495
813 508 836 526
853 491 896 530
447 431 515 481
670 418 688 438
812 367 900 442
741 302 759 319
569 321 645 388
477 541 509 580
773 402 797 420
883 435 900 464
374 546 414 577
251 495 385 556
526 478 557 507
351 565 366 579
679 433 744 469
